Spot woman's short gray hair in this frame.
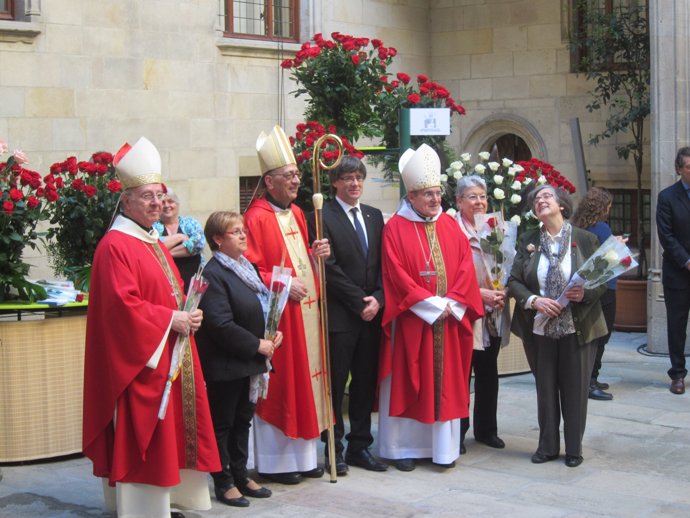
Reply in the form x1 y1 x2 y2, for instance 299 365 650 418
455 175 487 198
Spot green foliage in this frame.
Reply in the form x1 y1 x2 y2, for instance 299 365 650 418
45 153 122 291
570 0 649 275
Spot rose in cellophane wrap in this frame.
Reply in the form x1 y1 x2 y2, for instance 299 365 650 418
249 265 293 403
474 211 517 337
534 235 637 332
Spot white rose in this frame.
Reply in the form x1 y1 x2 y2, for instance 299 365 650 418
603 250 619 266
510 214 521 225
523 177 533 185
453 170 463 180
493 188 505 200
513 164 524 172
511 180 522 190
448 161 463 171
461 152 472 162
510 194 521 204
493 174 504 185
507 166 519 176
502 158 514 167
537 175 547 185
488 161 500 172
474 164 486 174
446 208 457 217
440 174 448 182
478 151 491 161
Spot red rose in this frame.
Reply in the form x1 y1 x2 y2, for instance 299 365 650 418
621 256 632 267
27 196 39 208
76 293 85 302
396 72 411 85
372 39 383 48
271 281 286 293
419 87 430 95
280 59 293 69
351 54 361 65
407 93 421 104
417 74 429 83
83 185 98 198
487 217 497 229
388 47 397 57
72 178 85 190
45 188 59 202
9 187 24 202
572 242 577 248
3 200 14 214
107 180 122 193
378 47 389 60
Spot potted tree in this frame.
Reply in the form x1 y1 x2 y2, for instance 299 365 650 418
570 0 650 330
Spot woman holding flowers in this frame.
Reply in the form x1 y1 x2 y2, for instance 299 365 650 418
455 175 511 453
195 211 282 507
572 187 622 401
508 185 607 468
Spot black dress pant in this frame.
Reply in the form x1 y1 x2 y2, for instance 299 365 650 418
321 320 380 455
461 335 501 442
525 334 597 457
206 377 255 491
664 285 690 381
591 288 616 381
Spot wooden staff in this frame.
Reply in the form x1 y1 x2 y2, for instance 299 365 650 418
311 133 343 483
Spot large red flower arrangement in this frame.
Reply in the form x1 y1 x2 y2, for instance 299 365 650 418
515 158 576 194
0 140 59 301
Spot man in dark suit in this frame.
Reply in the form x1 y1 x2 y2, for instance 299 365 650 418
656 146 690 395
310 156 388 475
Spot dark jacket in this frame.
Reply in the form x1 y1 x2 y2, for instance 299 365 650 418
508 225 607 347
309 200 385 333
657 180 690 288
196 257 267 383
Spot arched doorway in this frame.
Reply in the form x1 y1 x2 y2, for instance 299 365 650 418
485 133 532 162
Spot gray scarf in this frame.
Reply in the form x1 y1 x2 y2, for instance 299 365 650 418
540 222 576 339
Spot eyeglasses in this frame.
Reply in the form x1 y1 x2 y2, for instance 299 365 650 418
534 192 555 203
339 175 365 184
462 194 487 202
420 190 443 200
271 171 303 181
137 192 166 202
225 228 247 237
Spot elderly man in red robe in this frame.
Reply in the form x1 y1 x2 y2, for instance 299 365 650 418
378 143 484 472
244 125 331 485
83 136 220 518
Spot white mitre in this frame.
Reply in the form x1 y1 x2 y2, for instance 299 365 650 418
256 125 297 175
113 136 163 189
399 143 441 192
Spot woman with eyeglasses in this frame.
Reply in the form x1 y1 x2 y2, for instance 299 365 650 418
454 175 512 454
154 188 206 292
195 211 282 507
508 184 607 468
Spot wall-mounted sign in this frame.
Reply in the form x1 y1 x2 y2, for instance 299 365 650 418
409 108 451 136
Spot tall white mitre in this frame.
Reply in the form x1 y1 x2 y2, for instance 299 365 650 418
399 143 442 192
256 125 297 175
113 136 163 189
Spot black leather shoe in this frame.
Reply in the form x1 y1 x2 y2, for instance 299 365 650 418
214 486 250 507
345 448 388 472
326 452 349 476
475 435 506 449
592 379 610 390
299 467 324 478
258 471 303 485
565 455 583 468
394 458 416 472
671 378 685 395
171 513 185 518
530 452 559 464
237 478 272 498
589 387 613 400
460 443 466 455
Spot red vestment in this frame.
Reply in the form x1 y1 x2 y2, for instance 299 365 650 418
244 197 325 440
83 220 219 487
379 212 484 424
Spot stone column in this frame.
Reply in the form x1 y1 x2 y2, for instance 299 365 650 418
648 1 690 354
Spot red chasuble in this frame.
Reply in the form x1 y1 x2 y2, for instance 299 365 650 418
244 197 325 440
380 212 484 424
83 223 219 487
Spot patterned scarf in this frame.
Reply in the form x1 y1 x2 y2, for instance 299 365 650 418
213 251 270 317
539 221 576 339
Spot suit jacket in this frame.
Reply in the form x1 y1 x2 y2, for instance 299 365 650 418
309 199 385 333
657 180 690 288
508 225 607 347
195 257 268 383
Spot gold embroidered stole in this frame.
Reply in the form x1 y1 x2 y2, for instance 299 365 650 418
274 210 328 431
150 241 197 467
425 222 447 421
